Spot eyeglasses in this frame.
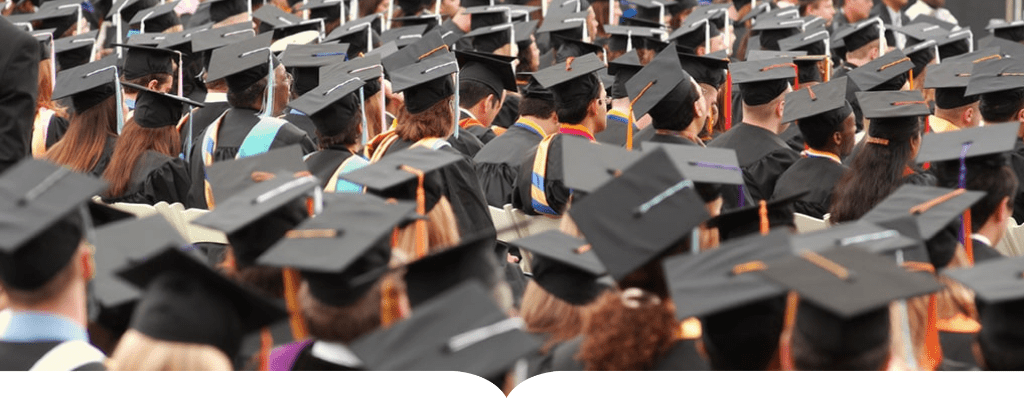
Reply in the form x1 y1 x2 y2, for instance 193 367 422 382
598 97 611 111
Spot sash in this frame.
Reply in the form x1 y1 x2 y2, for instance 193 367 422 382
607 109 630 126
324 155 370 193
459 117 485 130
530 133 559 216
512 118 546 139
200 114 288 208
30 340 106 371
268 339 314 371
802 147 842 163
367 131 450 163
31 108 55 158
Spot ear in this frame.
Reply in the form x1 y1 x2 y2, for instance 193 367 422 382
996 196 1012 224
147 79 160 91
963 106 974 124
776 98 786 118
1017 107 1024 122
79 245 95 282
588 97 600 117
696 45 706 56
832 129 843 147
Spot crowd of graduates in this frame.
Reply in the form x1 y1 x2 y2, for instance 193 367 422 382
1 0 1024 382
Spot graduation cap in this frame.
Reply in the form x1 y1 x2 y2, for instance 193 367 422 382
605 50 642 99
520 73 554 102
706 191 805 241
125 31 169 46
340 146 460 198
909 14 957 31
604 24 667 52
514 20 539 45
847 49 913 92
390 15 441 32
348 280 543 377
561 137 644 193
903 39 938 78
269 19 326 44
205 32 278 93
120 247 289 359
532 52 604 108
923 60 979 109
736 1 771 24
641 142 744 188
257 194 415 306
793 221 922 259
629 0 677 23
381 24 428 48
387 50 458 114
678 52 729 88
860 184 985 240
963 56 1024 97
987 20 1024 43
890 22 947 46
463 23 515 54
113 43 177 80
324 13 382 55
730 56 797 106
204 145 309 206
122 82 203 128
207 0 248 23
546 0 586 17
833 18 881 53
509 230 612 306
781 76 851 124
456 50 516 98
380 27 445 72
279 43 349 95
915 122 1019 164
944 256 1024 354
553 35 604 62
253 4 301 31
157 23 212 53
52 54 120 112
661 229 792 319
750 16 803 51
0 159 107 290
53 31 97 71
855 90 931 120
935 27 974 60
295 0 345 22
10 3 81 37
569 147 710 280
627 46 700 130
778 27 830 56
288 74 365 137
319 54 383 97
31 29 56 63
758 246 940 358
129 1 181 33
669 15 716 53
190 21 256 57
536 11 588 47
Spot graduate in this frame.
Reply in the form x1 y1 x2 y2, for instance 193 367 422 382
186 32 316 209
512 52 606 216
677 51 729 143
832 19 884 132
473 76 559 208
455 51 517 146
707 56 799 211
0 160 109 371
100 83 199 206
44 55 122 177
923 59 982 133
116 44 177 112
945 257 1024 371
627 47 709 147
278 42 352 142
771 78 854 219
30 30 70 158
593 50 642 147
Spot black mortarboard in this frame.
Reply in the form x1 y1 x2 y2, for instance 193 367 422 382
157 24 212 53
129 1 181 33
759 246 940 357
736 1 771 24
296 0 345 22
0 159 106 290
456 50 516 98
381 25 428 49
641 142 744 186
269 20 325 44
730 57 796 106
553 35 603 62
855 90 931 120
463 22 514 54
10 3 80 37
547 0 586 16
750 16 803 51
606 50 642 99
257 194 415 306
288 74 365 137
253 4 301 31
121 247 288 359
903 39 937 77
782 77 851 124
924 59 980 109
678 51 729 88
514 20 539 45
706 191 804 241
536 11 587 48
847 49 913 92
779 27 829 56
964 56 1024 97
509 230 613 306
349 280 542 377
935 27 973 60
107 0 156 21
388 50 458 114
945 257 1024 359
206 32 279 92
402 232 500 309
125 32 167 46
860 184 985 240
204 145 308 205
54 31 97 71
662 229 792 319
620 16 665 29
532 52 604 108
627 46 699 122
604 25 666 52
190 22 256 71
569 148 710 280
629 0 677 22
319 54 383 98
31 30 54 62
561 137 643 193
520 73 554 101
915 122 1019 164
340 146 460 202
833 18 881 53
122 82 203 128
114 43 176 79
465 8 509 47
891 22 946 45
988 20 1024 43
279 43 349 95
909 14 957 31
380 28 446 71
391 14 441 32
791 221 921 259
324 13 382 56
669 15 715 53
208 0 248 23
52 54 119 112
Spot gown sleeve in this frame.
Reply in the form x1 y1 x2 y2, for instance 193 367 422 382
144 157 194 207
742 148 800 203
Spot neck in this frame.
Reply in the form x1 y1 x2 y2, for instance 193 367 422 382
521 115 559 135
10 281 87 330
463 104 492 127
740 109 783 135
934 108 968 129
978 222 1002 246
578 116 604 136
847 55 871 67
883 0 900 12
610 98 630 113
681 119 704 140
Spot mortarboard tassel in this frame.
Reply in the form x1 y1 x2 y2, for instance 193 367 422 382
724 71 732 130
956 144 973 266
282 268 310 340
902 261 942 370
824 57 831 82
626 81 656 151
400 165 429 258
909 69 914 90
258 327 272 371
380 275 403 327
758 200 768 235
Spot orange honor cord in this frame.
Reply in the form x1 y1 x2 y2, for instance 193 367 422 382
909 69 914 90
627 81 655 150
399 164 429 258
924 294 942 370
724 71 732 130
758 200 769 234
963 210 974 266
380 275 402 327
282 268 309 340
259 327 272 371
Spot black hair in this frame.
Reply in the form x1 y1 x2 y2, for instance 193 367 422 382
980 88 1024 123
790 325 891 370
551 73 600 124
700 296 786 370
932 158 1018 232
227 77 267 109
458 80 498 109
649 82 699 131
518 96 556 119
798 102 853 150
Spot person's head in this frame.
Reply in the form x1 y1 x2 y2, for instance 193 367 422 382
799 0 835 26
226 57 291 116
798 103 857 157
933 159 1018 235
742 82 792 127
846 39 881 63
979 88 1024 124
551 72 606 126
520 281 594 353
106 329 233 371
649 78 709 133
934 87 982 128
516 35 540 73
102 119 181 197
396 94 456 141
588 0 621 34
789 303 891 371
0 237 92 311
459 79 506 127
843 0 874 20
44 95 119 174
700 296 786 370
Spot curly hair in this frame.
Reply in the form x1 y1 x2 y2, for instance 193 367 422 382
575 289 678 370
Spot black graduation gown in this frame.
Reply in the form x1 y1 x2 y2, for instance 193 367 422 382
938 330 980 371
100 151 193 207
283 111 320 147
1009 139 1024 223
511 133 577 216
778 125 806 152
473 123 544 207
235 317 295 371
180 101 231 157
381 138 495 239
185 108 317 208
304 147 359 190
545 336 710 372
593 115 640 147
89 135 118 178
0 341 106 371
771 156 848 219
832 62 864 132
449 127 485 159
972 238 1003 263
45 115 70 149
707 123 800 210
493 93 521 129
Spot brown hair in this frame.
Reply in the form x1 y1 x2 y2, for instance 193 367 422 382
576 288 678 370
102 119 181 197
520 282 590 353
44 95 118 173
359 0 386 18
300 280 382 343
218 245 285 299
37 60 68 118
106 330 233 371
364 88 385 138
392 196 461 258
124 73 173 91
395 95 454 142
0 243 81 306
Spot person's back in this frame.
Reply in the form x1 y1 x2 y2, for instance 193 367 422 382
0 17 39 174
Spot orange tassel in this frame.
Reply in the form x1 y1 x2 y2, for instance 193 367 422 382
784 291 799 333
627 81 655 151
259 327 272 371
824 57 831 82
380 275 402 327
909 69 915 90
963 210 974 266
399 165 429 258
282 268 309 340
724 71 732 130
923 294 942 371
758 200 769 235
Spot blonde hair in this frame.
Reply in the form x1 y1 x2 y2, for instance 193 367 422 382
520 282 589 353
392 195 461 260
106 330 233 371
